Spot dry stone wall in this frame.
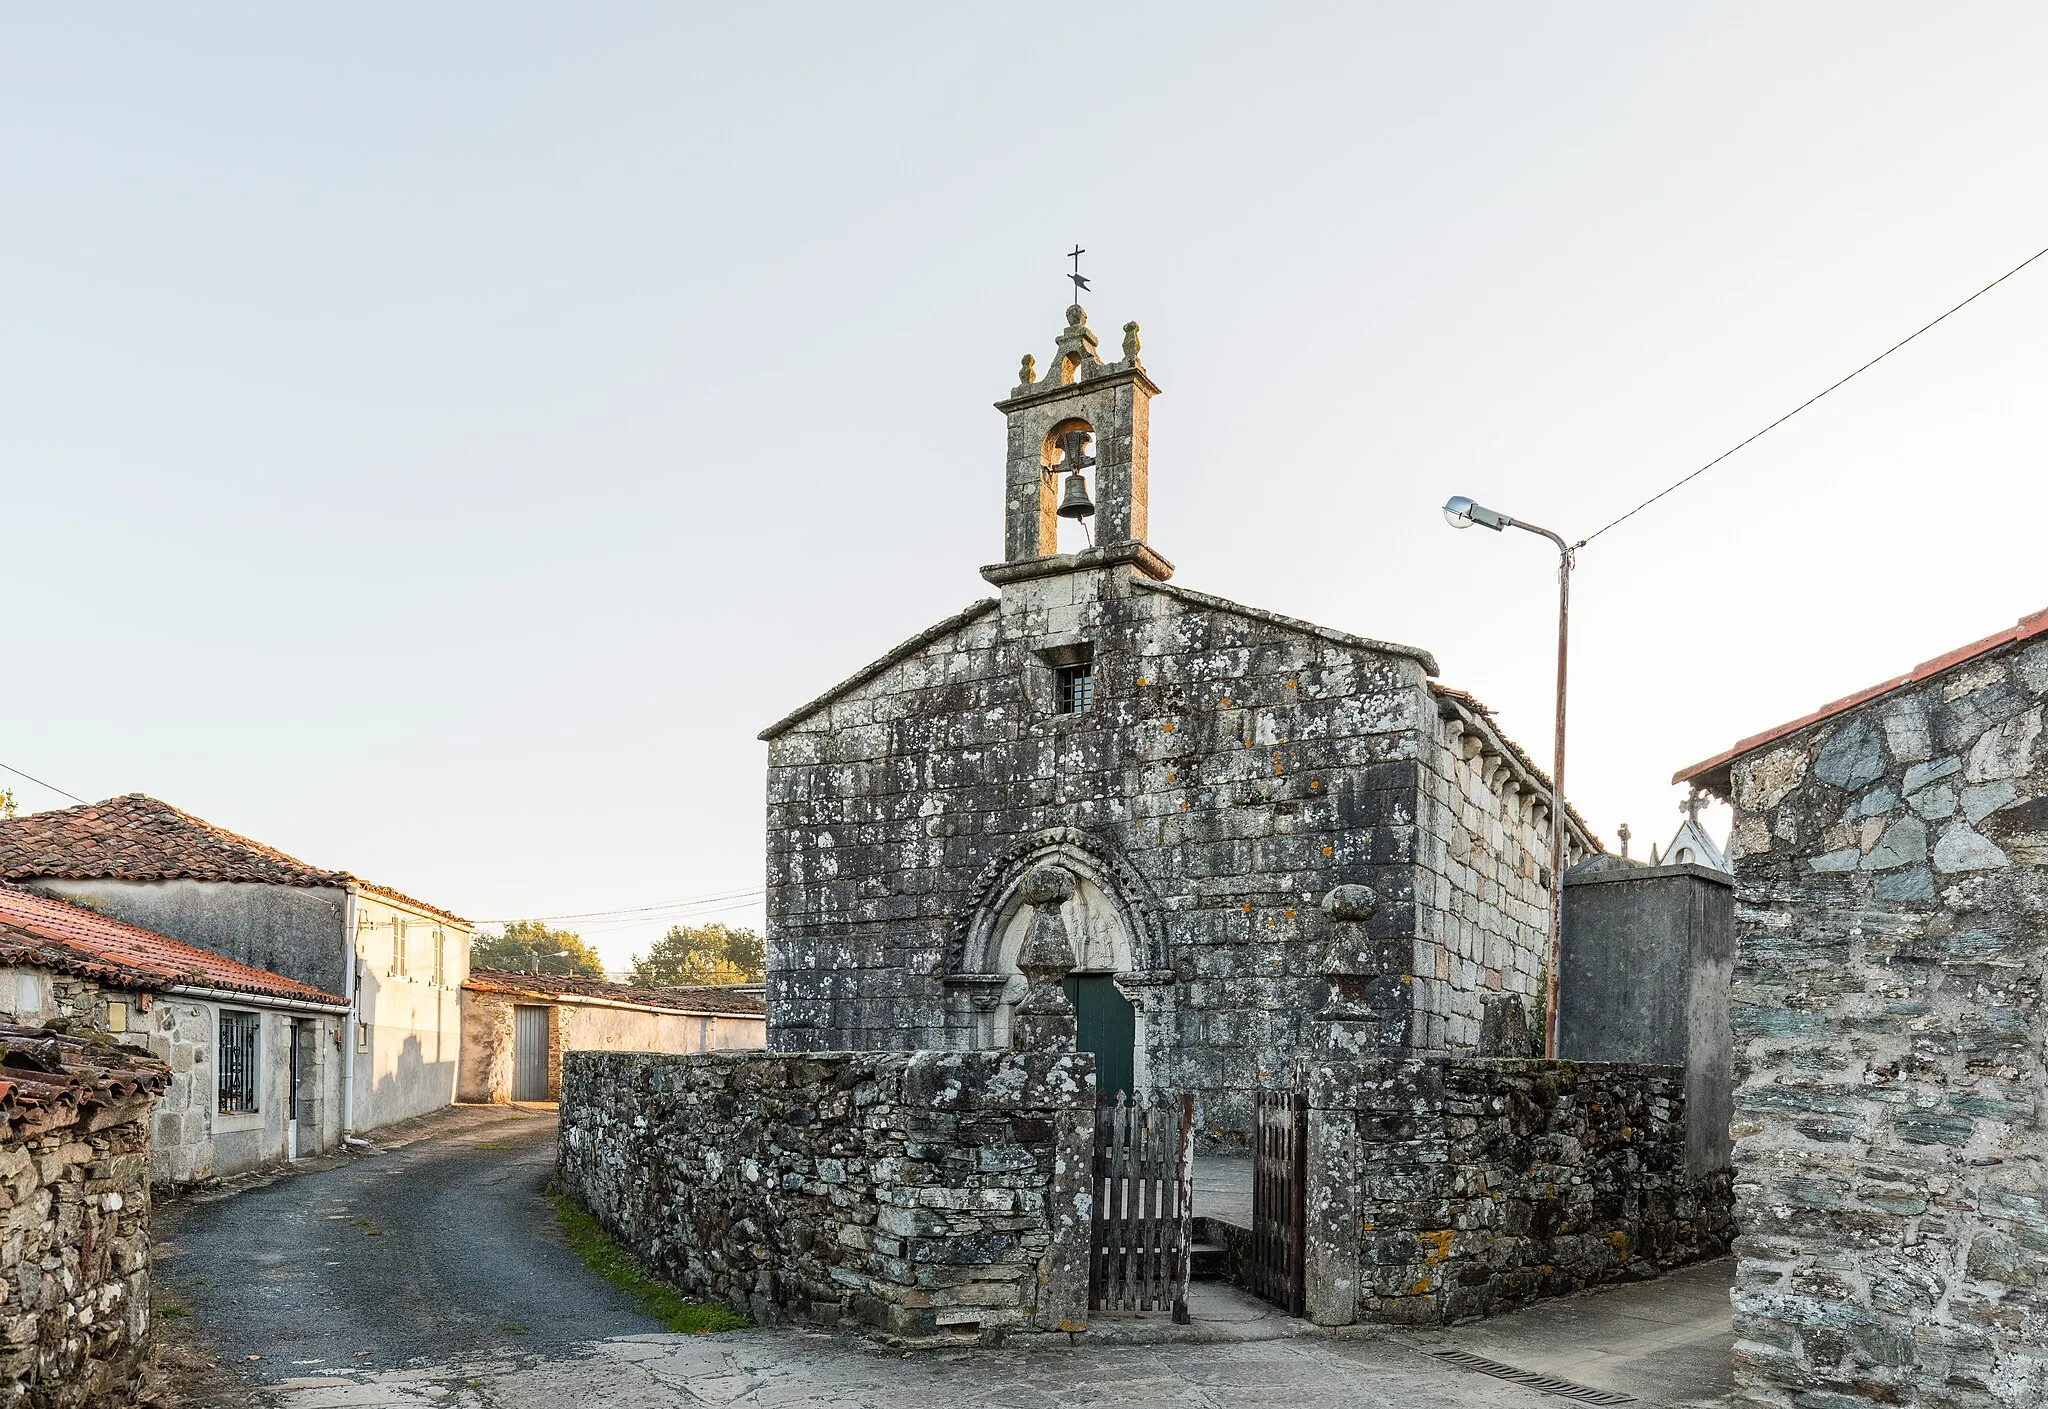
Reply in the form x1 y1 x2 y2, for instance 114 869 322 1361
1722 632 2048 1408
1326 1056 1729 1326
556 1048 1094 1340
0 1026 166 1409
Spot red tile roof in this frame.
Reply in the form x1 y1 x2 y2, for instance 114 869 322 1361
0 882 349 1008
0 794 469 925
465 969 766 1017
0 1021 169 1143
1674 606 2048 795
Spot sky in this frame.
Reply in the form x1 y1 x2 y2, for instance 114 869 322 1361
5 5 2047 972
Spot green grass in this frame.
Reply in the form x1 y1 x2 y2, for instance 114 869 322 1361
351 1217 386 1237
158 1303 192 1319
547 1190 749 1335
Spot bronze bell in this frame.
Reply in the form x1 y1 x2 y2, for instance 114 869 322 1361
1057 471 1095 520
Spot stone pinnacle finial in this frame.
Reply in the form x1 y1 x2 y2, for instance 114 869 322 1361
1121 321 1141 363
1018 352 1036 387
1317 884 1387 1058
1011 865 1078 1051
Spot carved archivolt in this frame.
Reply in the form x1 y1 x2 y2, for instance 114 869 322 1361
949 826 1168 977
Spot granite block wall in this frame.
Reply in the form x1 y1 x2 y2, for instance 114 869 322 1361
1329 1056 1730 1326
1718 632 2048 1408
555 1048 1094 1340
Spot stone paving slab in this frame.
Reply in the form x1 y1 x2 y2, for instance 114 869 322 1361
265 1330 1566 1408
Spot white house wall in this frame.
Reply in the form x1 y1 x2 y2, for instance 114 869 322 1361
350 891 470 1131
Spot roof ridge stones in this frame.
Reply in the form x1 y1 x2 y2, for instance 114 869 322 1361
0 792 469 925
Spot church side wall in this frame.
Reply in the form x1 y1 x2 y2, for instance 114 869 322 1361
1415 718 1560 1051
764 567 1430 1139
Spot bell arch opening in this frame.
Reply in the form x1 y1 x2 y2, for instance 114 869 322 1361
1041 419 1096 556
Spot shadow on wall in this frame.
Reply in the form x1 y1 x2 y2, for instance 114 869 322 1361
364 1032 457 1130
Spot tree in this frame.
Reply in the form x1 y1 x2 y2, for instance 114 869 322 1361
0 789 15 820
469 920 605 978
629 923 765 987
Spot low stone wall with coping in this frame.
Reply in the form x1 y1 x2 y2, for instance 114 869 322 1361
1304 1056 1732 1327
556 1048 1094 1340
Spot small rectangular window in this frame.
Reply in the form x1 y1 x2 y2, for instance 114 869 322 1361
1057 662 1095 714
219 1011 260 1114
394 919 408 977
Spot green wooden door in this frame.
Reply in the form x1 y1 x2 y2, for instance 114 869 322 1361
1063 975 1136 1102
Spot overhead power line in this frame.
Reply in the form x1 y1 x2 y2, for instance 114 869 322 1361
1580 238 2048 547
0 761 86 805
478 887 765 925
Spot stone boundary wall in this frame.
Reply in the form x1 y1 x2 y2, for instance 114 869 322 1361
556 1049 1093 1339
1309 1057 1732 1327
1717 634 2048 1408
0 1025 168 1408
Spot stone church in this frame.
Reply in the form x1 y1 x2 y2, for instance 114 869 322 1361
761 304 1598 1136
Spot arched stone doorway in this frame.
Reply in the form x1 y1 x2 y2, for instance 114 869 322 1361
950 829 1167 1098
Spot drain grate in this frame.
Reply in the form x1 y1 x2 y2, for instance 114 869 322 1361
1429 1349 1637 1405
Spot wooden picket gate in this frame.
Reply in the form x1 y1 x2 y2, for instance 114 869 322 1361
1090 1090 1195 1322
1251 1085 1307 1315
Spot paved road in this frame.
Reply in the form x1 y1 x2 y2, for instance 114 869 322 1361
157 1106 1734 1408
156 1105 656 1382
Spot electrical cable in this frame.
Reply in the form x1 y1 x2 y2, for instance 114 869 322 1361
477 887 765 925
1578 238 2048 547
0 761 86 805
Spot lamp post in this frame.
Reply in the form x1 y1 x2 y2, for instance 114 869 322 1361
530 949 569 976
1442 496 1574 1059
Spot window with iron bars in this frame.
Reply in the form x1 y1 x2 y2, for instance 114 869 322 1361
218 1010 260 1115
1056 661 1095 714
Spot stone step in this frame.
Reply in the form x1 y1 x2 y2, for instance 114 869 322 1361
1188 1240 1227 1281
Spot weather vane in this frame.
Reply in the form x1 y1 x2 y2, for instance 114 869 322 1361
1067 244 1090 300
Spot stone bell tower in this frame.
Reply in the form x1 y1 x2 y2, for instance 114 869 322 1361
984 306 1173 586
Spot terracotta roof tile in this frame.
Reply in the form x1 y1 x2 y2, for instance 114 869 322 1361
1673 606 2048 794
0 1020 170 1142
0 794 469 925
0 882 348 1007
464 969 766 1017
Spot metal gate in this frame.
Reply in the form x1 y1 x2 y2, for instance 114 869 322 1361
1090 1091 1195 1321
512 1004 550 1101
1251 1085 1307 1315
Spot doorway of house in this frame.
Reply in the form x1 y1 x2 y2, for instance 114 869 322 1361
286 1017 307 1160
512 1004 550 1101
1063 974 1135 1102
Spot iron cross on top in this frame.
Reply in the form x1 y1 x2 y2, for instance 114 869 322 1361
1067 244 1090 297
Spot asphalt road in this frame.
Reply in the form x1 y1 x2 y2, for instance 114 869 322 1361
155 1105 654 1383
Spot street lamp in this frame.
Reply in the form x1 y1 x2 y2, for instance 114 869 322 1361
530 949 569 976
1442 495 1574 1060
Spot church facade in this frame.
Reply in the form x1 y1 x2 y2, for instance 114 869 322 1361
760 305 1597 1136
